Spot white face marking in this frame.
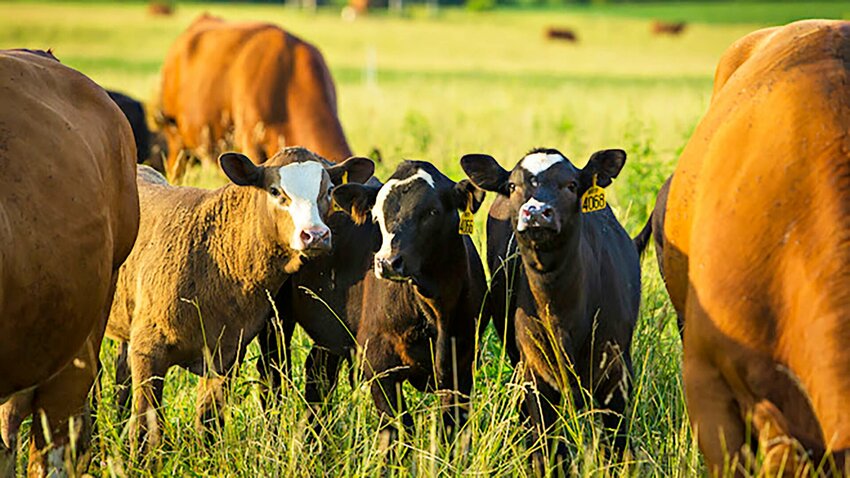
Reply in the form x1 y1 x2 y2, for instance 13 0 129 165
520 152 564 175
371 169 435 273
274 161 328 250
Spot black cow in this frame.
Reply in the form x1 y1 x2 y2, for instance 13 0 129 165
106 90 150 164
461 148 640 473
258 160 488 444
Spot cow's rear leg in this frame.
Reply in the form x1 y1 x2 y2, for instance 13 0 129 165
684 352 746 477
24 336 101 478
196 376 227 445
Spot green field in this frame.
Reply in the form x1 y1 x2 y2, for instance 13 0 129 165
2 2 845 476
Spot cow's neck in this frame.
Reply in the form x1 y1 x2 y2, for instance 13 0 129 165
411 233 467 322
206 186 297 294
519 219 587 327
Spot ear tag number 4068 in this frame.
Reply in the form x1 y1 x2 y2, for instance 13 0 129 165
581 174 606 213
459 192 475 235
332 170 349 213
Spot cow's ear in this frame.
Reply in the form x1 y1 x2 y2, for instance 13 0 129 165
579 149 626 192
333 183 379 225
220 152 264 187
460 154 511 196
328 156 375 185
452 179 486 213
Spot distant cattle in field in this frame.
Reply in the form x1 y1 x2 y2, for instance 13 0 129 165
661 20 850 474
107 90 151 164
651 21 686 36
107 147 372 456
0 49 139 477
546 27 578 43
148 1 173 16
159 14 352 182
462 148 639 474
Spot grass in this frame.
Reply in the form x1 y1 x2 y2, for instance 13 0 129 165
2 1 845 476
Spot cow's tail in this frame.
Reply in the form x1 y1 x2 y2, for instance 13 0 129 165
633 213 654 257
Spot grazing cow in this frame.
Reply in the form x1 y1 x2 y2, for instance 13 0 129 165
106 147 372 456
545 27 578 43
147 1 173 16
0 49 139 477
159 14 352 182
267 160 487 443
662 20 850 475
651 21 687 36
107 90 151 164
462 148 640 473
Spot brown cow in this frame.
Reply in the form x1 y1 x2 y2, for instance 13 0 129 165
651 21 686 36
545 27 578 43
663 20 850 475
0 50 139 477
159 14 352 182
106 148 372 457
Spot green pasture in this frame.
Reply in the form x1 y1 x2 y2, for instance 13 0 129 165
2 2 845 476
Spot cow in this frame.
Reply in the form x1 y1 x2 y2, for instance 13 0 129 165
545 27 578 43
651 21 687 36
105 147 372 457
661 20 850 475
159 14 352 182
147 1 173 16
107 90 151 164
0 49 140 477
260 160 488 445
461 148 640 473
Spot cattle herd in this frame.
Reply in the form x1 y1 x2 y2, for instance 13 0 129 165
0 14 848 478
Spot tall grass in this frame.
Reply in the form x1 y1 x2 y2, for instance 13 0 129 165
3 2 845 475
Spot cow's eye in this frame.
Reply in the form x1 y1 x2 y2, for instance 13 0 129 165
508 183 516 193
565 181 577 193
529 177 538 188
269 187 281 197
429 208 439 216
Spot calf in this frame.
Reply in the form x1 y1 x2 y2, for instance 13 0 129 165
462 148 640 473
300 160 487 442
106 147 372 455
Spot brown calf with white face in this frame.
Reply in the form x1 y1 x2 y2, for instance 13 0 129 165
105 147 372 456
462 148 640 473
0 49 140 477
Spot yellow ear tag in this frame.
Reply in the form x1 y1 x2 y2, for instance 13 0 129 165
459 192 475 235
580 174 606 213
332 170 349 213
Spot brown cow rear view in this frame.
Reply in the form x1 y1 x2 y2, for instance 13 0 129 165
0 50 139 477
663 20 850 475
160 14 352 181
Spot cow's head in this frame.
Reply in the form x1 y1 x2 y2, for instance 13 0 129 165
220 147 374 258
461 148 625 249
333 160 484 284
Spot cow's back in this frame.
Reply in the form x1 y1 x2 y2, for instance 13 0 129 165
666 20 850 455
0 50 139 396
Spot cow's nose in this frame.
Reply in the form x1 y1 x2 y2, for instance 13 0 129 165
375 254 407 279
518 202 556 231
299 226 331 250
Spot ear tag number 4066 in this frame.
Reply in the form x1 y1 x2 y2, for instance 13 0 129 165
332 170 349 213
581 174 606 213
459 192 475 235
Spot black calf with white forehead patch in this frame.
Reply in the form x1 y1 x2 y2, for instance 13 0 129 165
460 147 639 474
331 159 487 446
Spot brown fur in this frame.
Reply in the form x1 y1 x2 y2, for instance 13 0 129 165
0 49 139 477
663 20 850 475
105 147 371 456
159 14 352 182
